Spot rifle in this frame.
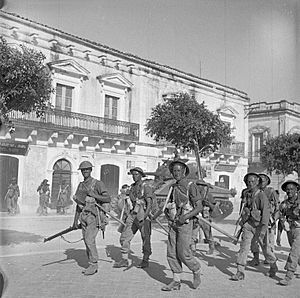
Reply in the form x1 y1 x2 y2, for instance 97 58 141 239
149 211 169 235
232 227 243 245
151 186 174 221
44 225 81 243
232 201 249 245
197 216 237 242
95 202 125 226
117 201 126 233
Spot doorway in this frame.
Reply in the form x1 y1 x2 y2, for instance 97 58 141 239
100 164 119 198
51 159 71 209
0 156 19 211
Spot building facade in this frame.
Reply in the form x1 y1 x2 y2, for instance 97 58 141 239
0 11 249 211
248 100 300 189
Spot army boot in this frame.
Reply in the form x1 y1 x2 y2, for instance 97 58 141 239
206 241 215 255
83 263 98 276
193 269 201 289
231 265 245 281
137 257 149 269
266 262 278 278
279 271 294 286
161 280 181 291
247 252 260 266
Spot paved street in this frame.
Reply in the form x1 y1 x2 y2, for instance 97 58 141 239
0 210 299 298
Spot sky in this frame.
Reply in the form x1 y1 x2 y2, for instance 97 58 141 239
2 0 300 104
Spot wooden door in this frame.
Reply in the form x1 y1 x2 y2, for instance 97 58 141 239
50 159 71 209
0 156 19 211
100 164 119 198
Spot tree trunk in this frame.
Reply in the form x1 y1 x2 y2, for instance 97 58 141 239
193 139 203 180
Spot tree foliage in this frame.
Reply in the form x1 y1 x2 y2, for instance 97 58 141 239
145 92 232 152
260 133 300 176
0 37 53 122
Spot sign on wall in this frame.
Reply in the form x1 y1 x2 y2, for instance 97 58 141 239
0 140 29 156
214 163 237 173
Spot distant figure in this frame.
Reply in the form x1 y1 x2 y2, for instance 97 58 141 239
37 179 50 216
115 184 130 217
5 177 20 215
56 182 70 214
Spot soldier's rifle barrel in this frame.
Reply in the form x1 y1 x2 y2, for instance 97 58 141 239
95 202 125 226
44 225 81 243
198 216 238 242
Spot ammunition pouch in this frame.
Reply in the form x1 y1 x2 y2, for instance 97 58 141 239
165 202 176 222
132 199 145 222
240 207 250 226
250 209 261 225
202 206 210 219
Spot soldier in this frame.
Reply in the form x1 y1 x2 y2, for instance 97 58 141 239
72 161 111 276
248 173 279 266
113 167 154 269
278 180 300 286
37 179 50 216
191 180 216 255
5 177 20 215
161 159 202 291
115 184 130 217
231 173 278 281
56 182 70 215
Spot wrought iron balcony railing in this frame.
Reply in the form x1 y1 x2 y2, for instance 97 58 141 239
9 109 139 141
154 140 245 157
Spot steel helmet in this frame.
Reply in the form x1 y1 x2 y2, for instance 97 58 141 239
78 161 93 170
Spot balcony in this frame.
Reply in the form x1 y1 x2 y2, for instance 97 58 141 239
218 142 245 156
9 109 139 142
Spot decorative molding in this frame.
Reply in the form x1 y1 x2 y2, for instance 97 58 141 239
217 104 238 119
289 126 300 134
249 125 270 135
48 59 90 79
97 73 133 90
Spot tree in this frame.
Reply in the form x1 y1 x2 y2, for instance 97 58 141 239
145 92 232 178
260 133 300 179
0 37 53 125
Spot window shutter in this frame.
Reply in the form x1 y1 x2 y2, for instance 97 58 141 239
65 86 73 112
55 84 63 109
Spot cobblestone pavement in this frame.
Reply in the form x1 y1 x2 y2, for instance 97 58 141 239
0 211 299 298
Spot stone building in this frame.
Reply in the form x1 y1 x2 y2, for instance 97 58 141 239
248 100 300 189
0 11 249 212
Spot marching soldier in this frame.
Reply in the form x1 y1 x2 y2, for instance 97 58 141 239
191 180 216 255
5 177 20 215
113 167 154 269
248 173 279 266
278 180 300 286
161 159 202 291
231 173 278 281
72 161 111 276
37 179 50 216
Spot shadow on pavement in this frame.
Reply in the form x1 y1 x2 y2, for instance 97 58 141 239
196 243 237 277
105 244 194 288
196 236 290 280
105 244 122 263
42 248 88 269
0 229 43 246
